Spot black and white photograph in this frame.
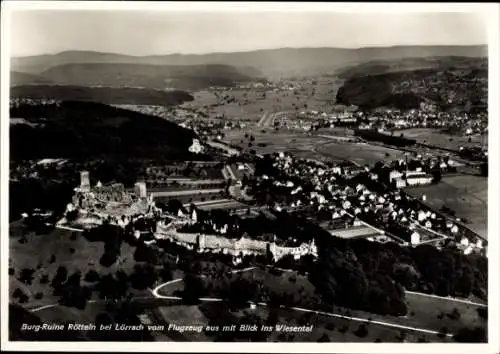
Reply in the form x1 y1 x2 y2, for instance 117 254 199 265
1 2 499 352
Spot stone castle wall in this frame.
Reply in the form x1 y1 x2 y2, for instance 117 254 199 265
154 220 316 261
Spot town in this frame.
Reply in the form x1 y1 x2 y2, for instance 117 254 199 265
6 7 490 346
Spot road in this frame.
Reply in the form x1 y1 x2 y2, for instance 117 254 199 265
150 274 455 338
28 264 487 339
149 267 488 338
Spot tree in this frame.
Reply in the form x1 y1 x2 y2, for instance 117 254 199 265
51 266 68 294
40 274 50 284
18 268 35 285
97 274 129 301
13 288 29 303
133 244 158 264
224 277 258 309
447 307 461 321
431 169 442 184
354 324 369 338
453 327 487 342
317 333 330 342
159 267 173 282
130 264 158 290
84 270 100 283
477 308 487 320
182 274 204 305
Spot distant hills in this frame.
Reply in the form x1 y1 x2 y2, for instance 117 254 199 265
10 101 201 160
32 63 261 90
11 45 487 82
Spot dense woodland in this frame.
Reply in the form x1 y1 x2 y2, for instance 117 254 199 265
10 101 199 160
311 224 487 316
11 85 194 107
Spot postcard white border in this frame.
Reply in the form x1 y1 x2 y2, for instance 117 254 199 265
1 2 499 353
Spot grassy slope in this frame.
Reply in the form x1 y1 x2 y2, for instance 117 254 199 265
405 175 488 238
9 222 138 309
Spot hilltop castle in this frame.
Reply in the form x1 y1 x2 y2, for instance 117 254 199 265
67 171 154 228
65 171 317 263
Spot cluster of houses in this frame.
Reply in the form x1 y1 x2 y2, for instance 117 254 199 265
358 109 487 137
252 152 485 255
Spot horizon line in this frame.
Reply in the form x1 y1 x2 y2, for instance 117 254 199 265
11 43 489 59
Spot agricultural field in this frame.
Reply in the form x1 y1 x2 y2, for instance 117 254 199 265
405 175 488 238
393 128 488 151
223 129 333 160
182 77 341 122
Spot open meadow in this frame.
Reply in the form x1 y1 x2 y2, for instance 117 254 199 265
405 175 488 238
9 223 139 309
181 77 342 121
223 129 332 159
153 264 484 342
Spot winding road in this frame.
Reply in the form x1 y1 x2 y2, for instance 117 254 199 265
148 266 487 338
28 265 485 340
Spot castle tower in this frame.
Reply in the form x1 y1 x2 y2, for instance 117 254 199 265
80 171 90 192
134 182 147 199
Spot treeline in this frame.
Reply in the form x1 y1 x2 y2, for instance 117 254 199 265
10 101 200 160
354 129 417 147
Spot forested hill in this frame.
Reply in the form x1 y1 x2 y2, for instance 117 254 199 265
11 85 194 106
335 59 487 111
10 100 201 161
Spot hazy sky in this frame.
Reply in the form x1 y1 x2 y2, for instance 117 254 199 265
9 10 488 57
